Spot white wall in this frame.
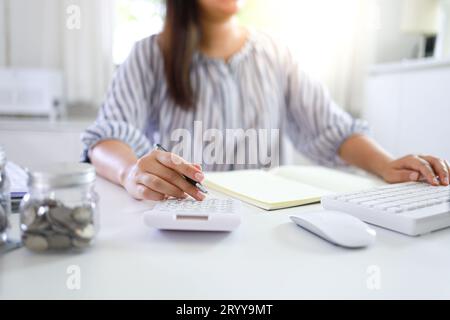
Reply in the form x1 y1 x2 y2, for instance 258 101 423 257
373 0 421 63
1 0 114 109
8 0 61 68
0 0 62 68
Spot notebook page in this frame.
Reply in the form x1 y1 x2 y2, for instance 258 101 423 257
270 166 384 193
204 170 330 210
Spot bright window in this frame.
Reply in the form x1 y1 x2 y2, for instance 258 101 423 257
113 0 165 65
112 0 379 79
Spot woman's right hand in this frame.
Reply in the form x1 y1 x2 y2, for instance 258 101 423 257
119 149 206 201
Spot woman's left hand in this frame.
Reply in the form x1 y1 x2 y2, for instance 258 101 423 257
380 155 449 186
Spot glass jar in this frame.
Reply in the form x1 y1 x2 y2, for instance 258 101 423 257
0 146 11 246
20 163 99 252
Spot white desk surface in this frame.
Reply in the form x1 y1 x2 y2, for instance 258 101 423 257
1 177 450 300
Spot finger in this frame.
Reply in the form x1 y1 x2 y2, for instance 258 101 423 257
134 184 166 201
443 159 450 185
401 156 439 185
154 150 204 183
385 169 420 183
151 161 206 201
446 160 450 183
138 173 187 199
420 156 449 186
193 164 203 171
134 153 204 201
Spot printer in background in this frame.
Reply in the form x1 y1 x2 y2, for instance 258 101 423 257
0 68 65 121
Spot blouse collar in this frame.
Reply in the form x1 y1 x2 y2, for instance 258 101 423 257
193 29 258 68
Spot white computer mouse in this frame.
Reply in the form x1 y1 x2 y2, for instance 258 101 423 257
290 211 376 248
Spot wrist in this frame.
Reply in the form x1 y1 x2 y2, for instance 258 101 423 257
339 135 394 178
372 154 394 178
118 161 136 187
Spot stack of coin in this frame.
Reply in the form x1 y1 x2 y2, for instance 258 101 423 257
21 199 96 252
0 202 7 245
0 169 8 245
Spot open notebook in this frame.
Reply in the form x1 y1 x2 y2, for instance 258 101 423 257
204 166 384 210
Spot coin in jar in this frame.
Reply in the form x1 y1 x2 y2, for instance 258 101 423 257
23 234 49 251
21 204 37 228
48 205 75 230
0 205 7 231
74 223 95 240
72 206 93 225
47 234 72 250
24 212 51 233
36 205 50 217
72 237 93 249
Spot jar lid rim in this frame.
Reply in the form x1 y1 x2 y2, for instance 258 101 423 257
27 162 96 188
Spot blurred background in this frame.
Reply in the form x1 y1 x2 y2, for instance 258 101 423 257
0 0 449 168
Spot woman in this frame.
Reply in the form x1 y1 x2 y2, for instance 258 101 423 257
82 0 449 201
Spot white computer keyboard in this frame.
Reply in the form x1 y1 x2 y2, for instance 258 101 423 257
321 182 450 236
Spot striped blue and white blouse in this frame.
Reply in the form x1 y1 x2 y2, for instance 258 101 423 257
82 31 368 171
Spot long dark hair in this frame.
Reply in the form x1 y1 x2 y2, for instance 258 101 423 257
160 0 200 110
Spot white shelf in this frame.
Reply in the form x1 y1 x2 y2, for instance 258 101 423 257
0 117 93 132
369 57 450 75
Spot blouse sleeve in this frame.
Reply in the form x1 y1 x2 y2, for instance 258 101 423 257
283 50 369 167
81 39 154 162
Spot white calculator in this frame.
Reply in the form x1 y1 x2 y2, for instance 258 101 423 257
143 198 242 232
